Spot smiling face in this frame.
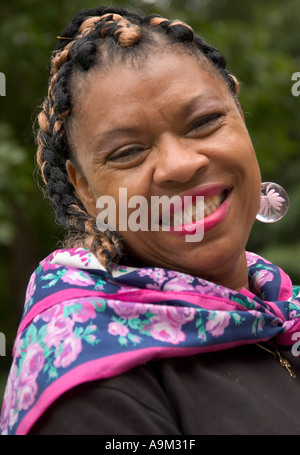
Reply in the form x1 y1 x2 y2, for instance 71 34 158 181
67 51 261 290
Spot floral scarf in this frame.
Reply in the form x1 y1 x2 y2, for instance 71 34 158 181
1 248 300 435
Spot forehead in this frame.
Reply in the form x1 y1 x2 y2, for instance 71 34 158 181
72 51 231 133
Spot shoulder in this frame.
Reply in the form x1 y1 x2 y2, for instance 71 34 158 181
29 346 300 435
30 361 180 435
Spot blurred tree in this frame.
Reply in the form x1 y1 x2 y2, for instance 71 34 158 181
0 0 299 398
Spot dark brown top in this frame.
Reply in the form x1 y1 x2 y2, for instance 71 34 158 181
30 343 300 435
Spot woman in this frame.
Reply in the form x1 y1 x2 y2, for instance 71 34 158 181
1 5 300 435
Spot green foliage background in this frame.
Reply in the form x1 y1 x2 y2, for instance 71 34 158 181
0 0 299 400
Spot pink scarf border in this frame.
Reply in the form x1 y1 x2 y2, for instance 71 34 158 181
16 339 272 435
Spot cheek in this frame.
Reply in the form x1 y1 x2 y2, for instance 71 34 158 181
248 153 262 210
240 161 261 231
233 129 261 200
92 173 151 235
91 166 141 196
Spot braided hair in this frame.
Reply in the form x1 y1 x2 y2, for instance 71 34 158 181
36 6 239 269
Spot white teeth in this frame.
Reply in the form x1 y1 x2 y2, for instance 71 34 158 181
194 198 204 222
173 210 183 226
184 204 193 224
192 204 197 223
205 206 212 216
160 192 226 227
212 194 221 205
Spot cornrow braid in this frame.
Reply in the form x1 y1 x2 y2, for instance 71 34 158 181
36 6 239 269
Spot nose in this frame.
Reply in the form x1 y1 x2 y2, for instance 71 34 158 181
153 134 210 185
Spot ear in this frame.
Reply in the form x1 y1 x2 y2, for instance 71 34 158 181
228 74 245 121
66 160 97 218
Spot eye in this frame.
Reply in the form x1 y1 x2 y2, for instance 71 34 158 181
107 144 148 165
185 113 223 136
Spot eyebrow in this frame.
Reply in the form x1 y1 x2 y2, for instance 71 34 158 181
88 127 140 152
180 93 222 118
88 92 222 150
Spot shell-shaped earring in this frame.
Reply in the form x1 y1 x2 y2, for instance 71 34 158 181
256 182 289 223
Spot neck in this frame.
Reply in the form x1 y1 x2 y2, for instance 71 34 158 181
125 248 249 293
202 251 249 292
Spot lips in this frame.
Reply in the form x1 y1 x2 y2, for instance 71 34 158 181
159 185 231 232
163 190 228 227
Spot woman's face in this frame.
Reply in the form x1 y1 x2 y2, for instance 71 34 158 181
68 51 261 289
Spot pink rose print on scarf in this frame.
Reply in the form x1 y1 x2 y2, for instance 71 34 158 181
1 363 19 433
65 298 98 323
253 269 274 294
34 303 64 324
162 276 195 292
149 306 196 345
13 334 24 359
53 334 83 369
24 271 36 307
195 282 232 299
19 344 45 384
249 310 265 332
137 268 167 283
18 381 39 413
205 311 231 337
40 259 60 272
137 268 169 290
108 322 129 337
107 300 148 319
151 306 196 325
246 251 261 268
44 315 75 348
18 344 45 412
61 269 95 286
149 317 186 345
